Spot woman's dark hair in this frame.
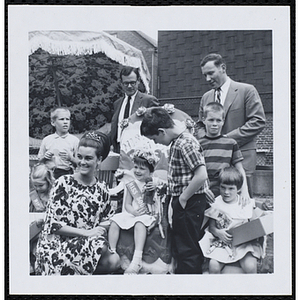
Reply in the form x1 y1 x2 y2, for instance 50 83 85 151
79 131 111 160
133 155 154 173
218 166 244 190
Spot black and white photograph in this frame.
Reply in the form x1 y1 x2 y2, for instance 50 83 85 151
7 4 292 297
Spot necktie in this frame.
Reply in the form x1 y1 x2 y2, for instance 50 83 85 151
123 96 131 119
215 88 221 103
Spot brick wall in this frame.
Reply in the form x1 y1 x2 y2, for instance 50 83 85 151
256 113 273 166
158 30 273 167
158 30 272 100
106 31 158 96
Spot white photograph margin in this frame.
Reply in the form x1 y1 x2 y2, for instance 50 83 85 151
8 5 291 296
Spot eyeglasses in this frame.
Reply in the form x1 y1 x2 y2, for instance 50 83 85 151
122 81 138 87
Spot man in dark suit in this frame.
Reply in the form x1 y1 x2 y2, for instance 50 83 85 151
110 66 159 153
197 53 266 197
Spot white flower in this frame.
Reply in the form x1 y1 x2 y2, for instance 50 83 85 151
119 118 129 129
132 149 160 167
136 106 147 117
163 103 175 114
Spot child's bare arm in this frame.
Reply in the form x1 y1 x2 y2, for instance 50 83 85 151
234 161 250 206
58 149 77 166
124 191 146 216
179 165 207 208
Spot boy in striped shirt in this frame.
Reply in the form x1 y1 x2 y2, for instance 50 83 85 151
199 102 249 202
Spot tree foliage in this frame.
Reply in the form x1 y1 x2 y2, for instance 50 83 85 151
29 48 124 139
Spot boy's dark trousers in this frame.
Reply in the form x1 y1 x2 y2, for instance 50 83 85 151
171 193 206 274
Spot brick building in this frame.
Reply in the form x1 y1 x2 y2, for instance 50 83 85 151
158 30 272 98
157 31 273 194
105 31 158 97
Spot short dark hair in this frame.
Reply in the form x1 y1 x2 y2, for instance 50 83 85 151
140 107 175 137
119 66 140 81
79 131 111 160
203 102 225 119
218 166 244 190
200 53 226 68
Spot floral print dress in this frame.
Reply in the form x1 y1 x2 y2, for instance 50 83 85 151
35 175 114 275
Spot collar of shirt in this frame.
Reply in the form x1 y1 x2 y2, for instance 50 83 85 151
54 132 69 139
218 77 231 105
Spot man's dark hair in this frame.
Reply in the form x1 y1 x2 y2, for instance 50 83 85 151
119 66 140 81
140 107 175 137
200 53 226 68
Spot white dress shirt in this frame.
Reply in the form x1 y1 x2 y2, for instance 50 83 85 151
117 91 138 142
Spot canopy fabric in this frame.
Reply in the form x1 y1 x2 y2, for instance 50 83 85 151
29 30 150 93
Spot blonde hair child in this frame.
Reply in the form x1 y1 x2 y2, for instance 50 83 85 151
29 163 54 212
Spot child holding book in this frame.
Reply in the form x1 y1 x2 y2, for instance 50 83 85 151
199 166 263 273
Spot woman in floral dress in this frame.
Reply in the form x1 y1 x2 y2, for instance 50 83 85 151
35 131 120 275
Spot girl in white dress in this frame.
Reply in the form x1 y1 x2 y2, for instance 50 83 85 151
199 166 263 273
108 149 160 274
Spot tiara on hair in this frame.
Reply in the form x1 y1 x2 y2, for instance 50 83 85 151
132 149 160 167
85 131 103 143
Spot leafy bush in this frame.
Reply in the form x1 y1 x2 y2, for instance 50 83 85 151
29 48 124 139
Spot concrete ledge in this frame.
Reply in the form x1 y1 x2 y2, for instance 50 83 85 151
253 169 273 196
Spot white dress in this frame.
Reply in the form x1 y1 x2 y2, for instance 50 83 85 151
199 196 263 264
110 179 156 229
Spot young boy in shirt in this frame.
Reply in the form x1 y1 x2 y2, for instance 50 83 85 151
199 102 249 201
38 107 79 179
140 107 213 274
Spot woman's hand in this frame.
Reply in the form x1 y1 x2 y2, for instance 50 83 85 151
85 226 106 237
215 228 232 244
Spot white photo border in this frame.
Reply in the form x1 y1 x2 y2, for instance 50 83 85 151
8 5 292 296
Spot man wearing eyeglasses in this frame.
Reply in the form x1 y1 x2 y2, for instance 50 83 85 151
110 66 159 153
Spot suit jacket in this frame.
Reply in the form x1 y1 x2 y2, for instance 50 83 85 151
110 91 159 152
198 79 266 152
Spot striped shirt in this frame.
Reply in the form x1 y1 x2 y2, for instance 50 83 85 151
199 135 243 183
168 132 210 196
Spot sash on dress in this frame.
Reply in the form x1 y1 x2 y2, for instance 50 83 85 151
126 181 149 214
